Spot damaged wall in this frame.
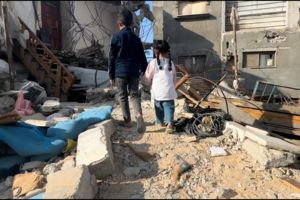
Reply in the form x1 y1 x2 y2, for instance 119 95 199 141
153 1 223 80
60 1 119 57
222 1 300 96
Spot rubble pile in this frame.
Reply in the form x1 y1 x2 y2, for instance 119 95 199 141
53 44 108 70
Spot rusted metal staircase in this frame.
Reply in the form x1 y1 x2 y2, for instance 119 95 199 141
18 17 75 100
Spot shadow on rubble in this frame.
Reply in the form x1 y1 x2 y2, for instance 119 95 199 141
97 121 158 199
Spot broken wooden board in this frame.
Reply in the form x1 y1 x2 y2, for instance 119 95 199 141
280 177 300 193
231 99 300 116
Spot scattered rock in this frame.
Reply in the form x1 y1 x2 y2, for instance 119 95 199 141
216 187 237 199
61 156 76 170
209 146 228 157
41 99 60 114
123 167 141 177
0 96 15 115
43 163 59 175
44 165 98 199
76 120 115 179
20 161 46 172
4 176 14 187
12 172 45 196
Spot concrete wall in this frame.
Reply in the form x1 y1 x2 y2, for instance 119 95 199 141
222 1 300 96
153 1 223 80
61 1 119 57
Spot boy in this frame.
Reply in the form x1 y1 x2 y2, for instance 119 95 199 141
108 8 147 133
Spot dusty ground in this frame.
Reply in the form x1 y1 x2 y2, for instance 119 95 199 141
97 100 300 199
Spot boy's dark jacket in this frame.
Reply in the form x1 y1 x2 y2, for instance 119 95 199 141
108 27 148 80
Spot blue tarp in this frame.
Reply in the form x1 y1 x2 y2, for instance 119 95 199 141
0 122 66 157
47 106 113 140
0 106 113 177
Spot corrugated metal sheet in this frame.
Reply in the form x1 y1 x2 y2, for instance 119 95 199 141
225 1 287 31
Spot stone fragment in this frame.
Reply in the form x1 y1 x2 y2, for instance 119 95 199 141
41 100 60 113
242 139 297 168
43 163 59 175
123 167 141 177
44 165 98 199
12 172 45 196
76 120 115 179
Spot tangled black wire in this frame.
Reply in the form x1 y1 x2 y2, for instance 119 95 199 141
184 110 226 138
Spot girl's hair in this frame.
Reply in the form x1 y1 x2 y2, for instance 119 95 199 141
153 40 172 70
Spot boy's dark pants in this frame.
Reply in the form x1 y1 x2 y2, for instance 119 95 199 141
116 77 142 122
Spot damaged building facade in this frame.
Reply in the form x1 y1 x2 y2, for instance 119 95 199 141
153 1 300 96
1 1 119 55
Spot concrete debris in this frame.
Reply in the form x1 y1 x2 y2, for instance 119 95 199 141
12 172 45 196
41 99 60 114
223 121 245 142
44 165 98 199
216 187 237 199
76 120 115 179
209 146 228 157
61 156 76 171
86 87 118 104
123 167 141 177
244 128 300 154
242 139 297 169
43 163 59 176
20 161 46 172
0 96 15 115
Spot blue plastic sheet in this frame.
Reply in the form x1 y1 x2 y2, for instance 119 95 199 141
47 106 113 140
0 122 66 157
0 155 28 177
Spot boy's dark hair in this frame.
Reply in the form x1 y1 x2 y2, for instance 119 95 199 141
118 7 133 27
153 40 172 70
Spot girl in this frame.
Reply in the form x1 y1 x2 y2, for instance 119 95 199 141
143 40 177 134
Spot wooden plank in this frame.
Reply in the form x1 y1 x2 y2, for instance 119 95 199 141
280 177 300 193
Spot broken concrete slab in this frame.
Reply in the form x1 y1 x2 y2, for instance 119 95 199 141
21 113 48 127
245 125 269 136
44 165 98 199
223 121 245 142
244 128 300 154
242 139 297 168
76 120 115 179
12 172 45 196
